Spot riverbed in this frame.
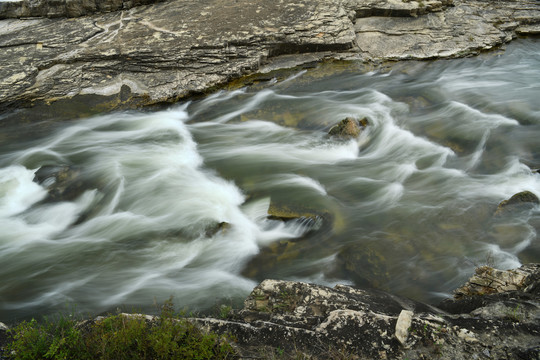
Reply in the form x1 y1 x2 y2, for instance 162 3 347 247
1 39 539 322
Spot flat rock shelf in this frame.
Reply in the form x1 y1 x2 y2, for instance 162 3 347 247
0 0 539 113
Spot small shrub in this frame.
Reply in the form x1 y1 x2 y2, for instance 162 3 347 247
6 301 237 360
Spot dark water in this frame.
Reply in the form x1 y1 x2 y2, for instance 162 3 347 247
1 39 539 322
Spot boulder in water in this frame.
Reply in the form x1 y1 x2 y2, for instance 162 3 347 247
33 165 86 202
328 117 369 139
331 243 389 289
267 201 324 223
205 222 231 237
495 190 539 215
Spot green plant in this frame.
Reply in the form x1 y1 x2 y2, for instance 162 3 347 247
219 305 233 319
6 300 237 360
505 304 523 322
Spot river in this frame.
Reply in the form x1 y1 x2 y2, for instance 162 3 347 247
1 39 539 322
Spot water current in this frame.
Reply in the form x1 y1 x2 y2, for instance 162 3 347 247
1 39 539 322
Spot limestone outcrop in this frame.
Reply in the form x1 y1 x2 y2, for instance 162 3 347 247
0 0 539 114
194 264 540 359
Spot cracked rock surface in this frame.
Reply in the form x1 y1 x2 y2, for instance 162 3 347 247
0 0 539 113
194 264 540 359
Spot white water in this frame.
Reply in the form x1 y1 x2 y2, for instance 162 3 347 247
1 39 539 321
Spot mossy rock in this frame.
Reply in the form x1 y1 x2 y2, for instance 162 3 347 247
328 117 369 139
267 201 326 222
495 191 539 216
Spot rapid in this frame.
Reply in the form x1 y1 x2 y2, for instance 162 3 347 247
0 39 539 321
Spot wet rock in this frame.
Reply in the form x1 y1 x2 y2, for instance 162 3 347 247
452 264 538 299
266 199 329 235
495 190 540 215
193 264 540 359
33 165 86 202
332 243 389 289
205 222 231 238
328 116 369 139
241 199 331 279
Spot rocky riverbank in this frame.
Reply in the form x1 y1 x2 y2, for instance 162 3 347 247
1 0 539 114
192 264 540 359
1 264 539 359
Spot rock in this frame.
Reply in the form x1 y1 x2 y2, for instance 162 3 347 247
328 116 368 139
1 0 539 115
0 322 8 358
194 279 440 359
240 199 330 278
33 164 86 202
452 264 538 299
332 243 389 289
266 199 329 236
205 221 231 238
352 0 540 61
0 0 164 19
193 264 540 359
495 190 540 215
395 310 413 347
267 200 325 225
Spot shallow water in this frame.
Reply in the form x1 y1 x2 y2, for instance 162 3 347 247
1 39 539 322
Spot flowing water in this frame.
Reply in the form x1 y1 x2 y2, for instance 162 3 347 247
1 39 539 322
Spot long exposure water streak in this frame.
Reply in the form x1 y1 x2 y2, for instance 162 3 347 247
0 39 539 321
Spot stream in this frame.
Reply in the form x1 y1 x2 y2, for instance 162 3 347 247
1 39 539 322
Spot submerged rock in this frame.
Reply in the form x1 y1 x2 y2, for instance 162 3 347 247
266 199 328 231
328 116 369 139
33 165 86 202
194 264 540 359
495 190 540 215
332 243 389 289
205 222 231 238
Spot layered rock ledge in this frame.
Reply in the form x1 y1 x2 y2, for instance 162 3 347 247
0 0 539 113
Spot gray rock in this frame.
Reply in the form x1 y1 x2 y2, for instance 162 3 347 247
192 264 540 359
0 322 8 358
0 0 539 114
0 0 164 19
33 165 86 202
